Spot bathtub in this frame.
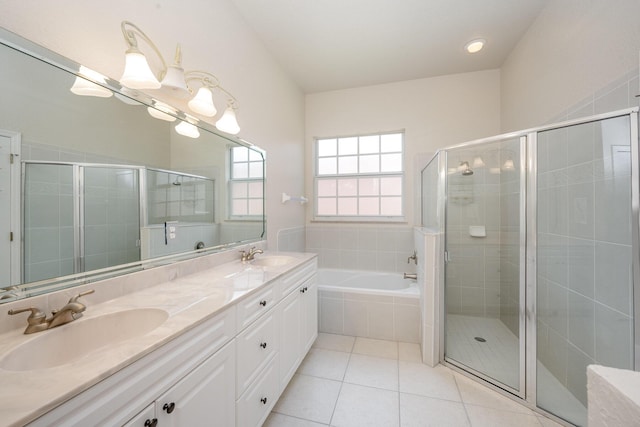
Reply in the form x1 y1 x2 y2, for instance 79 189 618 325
317 269 421 343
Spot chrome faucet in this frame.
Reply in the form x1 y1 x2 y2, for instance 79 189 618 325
8 289 95 334
240 246 264 262
407 250 417 265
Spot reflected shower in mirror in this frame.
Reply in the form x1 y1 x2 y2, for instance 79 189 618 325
0 27 265 303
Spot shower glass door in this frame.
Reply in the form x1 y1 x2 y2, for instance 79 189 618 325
535 113 636 426
444 136 525 394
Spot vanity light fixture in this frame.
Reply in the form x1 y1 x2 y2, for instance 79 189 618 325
465 38 486 54
119 21 241 134
70 66 113 98
215 101 241 135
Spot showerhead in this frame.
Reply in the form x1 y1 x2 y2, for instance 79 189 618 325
460 161 474 176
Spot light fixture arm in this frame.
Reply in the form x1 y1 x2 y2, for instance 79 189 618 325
185 70 238 108
121 21 168 79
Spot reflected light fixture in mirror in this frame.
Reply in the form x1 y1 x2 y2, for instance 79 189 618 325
118 21 241 135
175 117 200 138
473 156 485 168
147 101 177 122
70 66 113 98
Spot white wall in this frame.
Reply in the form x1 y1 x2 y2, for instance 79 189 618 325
501 0 640 131
0 0 306 249
305 69 502 228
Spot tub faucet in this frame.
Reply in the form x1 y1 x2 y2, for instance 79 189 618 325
240 246 264 262
404 273 417 280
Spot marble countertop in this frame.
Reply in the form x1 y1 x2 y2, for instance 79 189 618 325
0 251 316 427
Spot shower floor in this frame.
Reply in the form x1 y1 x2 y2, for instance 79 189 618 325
446 314 586 425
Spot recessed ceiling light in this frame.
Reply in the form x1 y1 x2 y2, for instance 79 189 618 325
465 39 486 54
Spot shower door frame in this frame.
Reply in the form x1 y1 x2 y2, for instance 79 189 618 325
440 107 640 421
441 134 528 400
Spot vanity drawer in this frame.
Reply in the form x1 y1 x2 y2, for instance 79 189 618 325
279 259 317 297
236 310 278 397
236 356 279 427
236 284 275 331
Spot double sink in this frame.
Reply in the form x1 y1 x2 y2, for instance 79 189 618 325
1 254 297 372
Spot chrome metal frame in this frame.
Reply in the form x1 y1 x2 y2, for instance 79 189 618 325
439 107 640 424
631 111 640 371
518 135 527 399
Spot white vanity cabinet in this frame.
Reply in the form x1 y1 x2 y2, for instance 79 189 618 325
24 256 318 427
235 258 318 427
278 274 318 392
28 307 237 427
124 341 236 427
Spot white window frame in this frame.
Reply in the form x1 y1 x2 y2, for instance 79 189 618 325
228 145 264 220
313 131 405 222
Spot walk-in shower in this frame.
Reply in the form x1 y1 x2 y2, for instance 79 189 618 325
422 107 639 426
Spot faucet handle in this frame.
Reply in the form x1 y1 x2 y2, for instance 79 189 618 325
68 289 95 303
8 307 47 325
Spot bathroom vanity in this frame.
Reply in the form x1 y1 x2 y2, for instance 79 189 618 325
0 250 317 427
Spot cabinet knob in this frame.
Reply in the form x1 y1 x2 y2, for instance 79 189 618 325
144 419 158 427
260 342 267 349
259 300 267 307
260 397 268 405
300 288 305 293
163 402 176 414
304 286 308 292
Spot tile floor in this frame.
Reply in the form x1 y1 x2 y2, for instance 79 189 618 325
265 334 565 427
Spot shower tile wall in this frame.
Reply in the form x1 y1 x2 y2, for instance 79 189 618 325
305 224 415 273
499 142 521 336
536 116 634 407
23 164 74 282
84 167 140 271
445 166 502 318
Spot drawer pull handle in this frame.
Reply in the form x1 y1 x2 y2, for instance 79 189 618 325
260 342 267 349
144 419 158 427
163 402 176 414
261 397 268 405
259 300 267 307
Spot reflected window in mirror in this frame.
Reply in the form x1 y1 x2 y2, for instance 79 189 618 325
229 146 264 219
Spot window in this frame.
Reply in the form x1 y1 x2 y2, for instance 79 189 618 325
229 146 264 218
315 132 404 220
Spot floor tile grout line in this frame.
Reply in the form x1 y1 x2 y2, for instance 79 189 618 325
326 341 354 426
452 371 474 427
397 341 402 427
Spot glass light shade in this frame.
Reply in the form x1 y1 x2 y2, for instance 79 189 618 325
70 66 112 98
175 120 200 138
120 50 161 89
188 87 217 117
473 156 485 167
503 159 515 170
161 65 189 96
147 102 176 122
70 77 113 98
215 106 240 135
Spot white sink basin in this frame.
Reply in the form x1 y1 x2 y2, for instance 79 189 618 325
251 255 297 268
1 308 168 371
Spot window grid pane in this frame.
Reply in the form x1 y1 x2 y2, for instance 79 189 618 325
315 132 404 218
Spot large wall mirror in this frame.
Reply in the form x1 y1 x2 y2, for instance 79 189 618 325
0 27 265 303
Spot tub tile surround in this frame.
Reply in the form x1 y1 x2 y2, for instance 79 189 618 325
0 243 319 426
306 224 416 274
267 334 563 427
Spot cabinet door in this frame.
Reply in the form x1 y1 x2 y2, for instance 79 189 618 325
123 403 156 427
236 310 278 397
278 289 302 392
301 279 318 354
156 341 235 427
